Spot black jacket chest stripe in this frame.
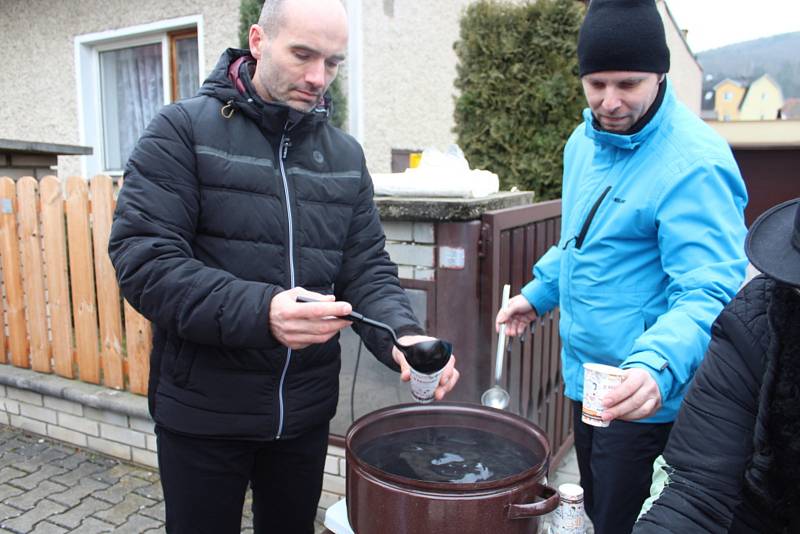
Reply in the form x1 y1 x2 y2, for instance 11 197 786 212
195 145 276 169
285 167 361 180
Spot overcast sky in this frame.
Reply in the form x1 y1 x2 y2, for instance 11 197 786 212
665 0 800 53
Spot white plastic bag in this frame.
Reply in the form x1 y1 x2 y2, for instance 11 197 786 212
372 144 500 198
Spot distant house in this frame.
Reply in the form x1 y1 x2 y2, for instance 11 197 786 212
740 74 784 120
700 74 717 120
713 78 748 121
712 74 784 121
780 97 800 119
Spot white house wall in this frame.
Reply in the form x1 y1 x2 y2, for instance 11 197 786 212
354 0 475 173
658 1 703 115
0 0 239 179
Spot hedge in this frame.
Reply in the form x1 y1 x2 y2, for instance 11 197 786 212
453 0 585 199
238 0 348 129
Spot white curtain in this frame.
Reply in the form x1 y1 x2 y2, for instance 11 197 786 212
176 37 200 101
100 43 163 171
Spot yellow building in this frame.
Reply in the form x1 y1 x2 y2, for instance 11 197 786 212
713 75 784 121
740 74 784 120
713 79 747 121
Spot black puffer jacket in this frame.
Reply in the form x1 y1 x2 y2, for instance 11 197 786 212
634 276 800 533
109 49 423 440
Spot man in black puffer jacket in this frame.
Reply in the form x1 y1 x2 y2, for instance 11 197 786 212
108 0 459 532
634 197 800 534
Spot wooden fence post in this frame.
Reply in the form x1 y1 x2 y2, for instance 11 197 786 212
66 176 101 384
16 177 51 373
90 175 124 389
0 177 30 367
40 176 75 378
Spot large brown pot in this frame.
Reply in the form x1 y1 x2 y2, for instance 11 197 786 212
345 402 559 534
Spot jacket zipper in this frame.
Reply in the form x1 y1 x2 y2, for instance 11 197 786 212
276 127 295 440
564 185 612 250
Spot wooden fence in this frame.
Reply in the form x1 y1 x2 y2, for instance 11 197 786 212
0 175 151 394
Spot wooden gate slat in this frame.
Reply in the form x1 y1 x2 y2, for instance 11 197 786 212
0 233 4 364
123 301 151 395
0 177 29 367
17 177 50 373
508 226 526 414
40 176 74 378
66 176 100 384
519 224 536 418
0 177 9 363
90 175 124 389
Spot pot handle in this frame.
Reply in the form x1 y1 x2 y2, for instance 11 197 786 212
507 483 560 519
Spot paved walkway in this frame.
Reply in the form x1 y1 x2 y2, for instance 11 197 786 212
0 425 329 533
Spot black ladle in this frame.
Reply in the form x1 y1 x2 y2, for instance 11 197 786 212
296 295 452 374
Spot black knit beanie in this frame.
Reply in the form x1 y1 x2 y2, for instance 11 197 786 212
578 0 670 77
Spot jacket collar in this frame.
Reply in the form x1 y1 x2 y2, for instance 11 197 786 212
198 48 328 136
582 78 675 150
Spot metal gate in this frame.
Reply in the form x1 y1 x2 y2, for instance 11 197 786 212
478 199 572 466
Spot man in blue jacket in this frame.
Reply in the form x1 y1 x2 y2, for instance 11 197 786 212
496 1 748 532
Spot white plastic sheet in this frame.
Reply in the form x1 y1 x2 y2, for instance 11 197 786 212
372 145 500 198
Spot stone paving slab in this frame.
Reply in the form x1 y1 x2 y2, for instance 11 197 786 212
0 424 328 533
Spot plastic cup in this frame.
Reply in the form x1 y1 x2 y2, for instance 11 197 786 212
409 368 444 404
581 363 626 427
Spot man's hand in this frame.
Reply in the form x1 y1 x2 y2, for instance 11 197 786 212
269 288 352 350
601 368 662 422
495 294 538 337
392 335 460 401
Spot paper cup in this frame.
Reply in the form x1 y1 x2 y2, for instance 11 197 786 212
409 368 444 404
551 483 585 534
581 363 626 427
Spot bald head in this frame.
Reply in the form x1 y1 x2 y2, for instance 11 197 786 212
259 0 347 38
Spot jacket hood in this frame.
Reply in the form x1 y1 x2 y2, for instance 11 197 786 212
198 48 329 135
582 78 675 150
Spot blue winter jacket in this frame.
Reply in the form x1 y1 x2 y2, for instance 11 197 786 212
521 80 748 423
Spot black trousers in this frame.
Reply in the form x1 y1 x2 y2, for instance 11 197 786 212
156 422 329 534
572 403 672 534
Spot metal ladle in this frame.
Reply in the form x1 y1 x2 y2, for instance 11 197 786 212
481 284 511 410
295 295 452 373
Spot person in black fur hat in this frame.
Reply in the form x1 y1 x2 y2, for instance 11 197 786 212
634 197 800 534
496 1 748 533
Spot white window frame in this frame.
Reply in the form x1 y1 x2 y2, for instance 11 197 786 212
75 15 204 178
347 0 364 143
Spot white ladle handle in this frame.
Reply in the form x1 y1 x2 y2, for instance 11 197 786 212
495 284 511 383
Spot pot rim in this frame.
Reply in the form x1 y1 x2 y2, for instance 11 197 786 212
345 402 551 492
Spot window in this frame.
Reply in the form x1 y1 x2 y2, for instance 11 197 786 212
724 91 733 101
76 17 204 176
170 30 201 101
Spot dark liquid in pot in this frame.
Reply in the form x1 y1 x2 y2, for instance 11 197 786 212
356 426 538 484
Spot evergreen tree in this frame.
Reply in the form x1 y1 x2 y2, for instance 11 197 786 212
454 0 585 199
